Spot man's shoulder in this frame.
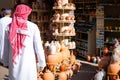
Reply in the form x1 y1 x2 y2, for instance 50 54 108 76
27 21 37 26
0 17 12 22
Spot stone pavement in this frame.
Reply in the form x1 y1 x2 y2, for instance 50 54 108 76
0 63 8 80
71 59 98 80
0 59 98 80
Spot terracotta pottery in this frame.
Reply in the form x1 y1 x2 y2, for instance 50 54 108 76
56 52 63 63
43 69 55 80
103 47 109 55
72 60 81 74
59 42 70 60
47 54 58 64
47 54 58 71
37 72 43 80
38 76 43 80
58 72 67 80
60 63 68 71
70 51 76 65
60 49 70 61
107 61 120 80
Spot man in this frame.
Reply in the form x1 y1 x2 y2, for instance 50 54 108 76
3 4 46 80
0 8 5 18
0 9 12 66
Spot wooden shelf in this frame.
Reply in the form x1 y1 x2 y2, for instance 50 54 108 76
53 6 76 10
76 39 88 43
52 33 76 37
32 9 49 12
52 20 76 23
74 0 97 58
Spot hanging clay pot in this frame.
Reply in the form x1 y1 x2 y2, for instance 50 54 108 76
58 72 67 80
43 69 55 80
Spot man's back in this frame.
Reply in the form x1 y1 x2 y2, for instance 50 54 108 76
0 16 12 65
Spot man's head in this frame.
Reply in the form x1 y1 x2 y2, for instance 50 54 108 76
4 9 12 17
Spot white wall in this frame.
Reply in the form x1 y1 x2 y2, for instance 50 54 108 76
0 0 14 9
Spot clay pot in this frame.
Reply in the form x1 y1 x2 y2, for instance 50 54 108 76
43 69 55 80
60 63 68 71
72 60 81 74
60 42 70 60
38 76 43 80
61 49 70 61
58 72 67 80
70 51 76 65
107 61 120 80
47 54 58 63
66 16 71 20
56 52 63 63
103 47 109 55
54 13 60 21
47 54 58 71
37 72 43 80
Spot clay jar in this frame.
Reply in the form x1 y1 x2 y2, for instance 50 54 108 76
60 44 70 61
38 76 43 80
103 47 109 55
56 52 63 63
72 60 81 74
37 72 43 80
58 72 67 80
70 51 76 65
46 54 58 71
107 61 120 80
54 13 60 21
43 69 55 80
60 63 68 71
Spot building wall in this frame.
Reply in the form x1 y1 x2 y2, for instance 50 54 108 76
0 0 14 10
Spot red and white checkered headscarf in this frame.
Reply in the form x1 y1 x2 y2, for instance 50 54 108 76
9 4 32 64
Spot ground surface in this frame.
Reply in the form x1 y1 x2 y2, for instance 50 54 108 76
0 58 98 80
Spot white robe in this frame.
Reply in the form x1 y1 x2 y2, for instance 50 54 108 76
1 19 46 80
0 16 12 66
